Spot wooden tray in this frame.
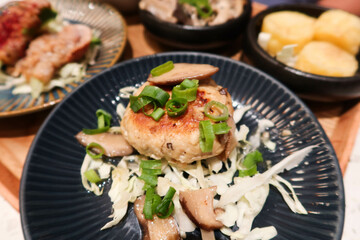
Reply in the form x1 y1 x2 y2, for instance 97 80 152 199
1 3 359 211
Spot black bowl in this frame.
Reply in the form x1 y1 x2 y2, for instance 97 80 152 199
139 0 252 49
244 4 360 102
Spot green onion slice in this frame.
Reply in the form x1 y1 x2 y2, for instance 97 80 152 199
84 169 101 183
86 142 105 159
172 79 199 102
179 0 213 18
139 85 170 107
83 109 112 135
142 168 162 176
140 160 162 169
155 187 176 217
130 96 152 113
152 194 162 214
157 201 174 219
213 122 231 135
144 188 155 220
138 173 158 187
166 98 188 117
180 79 199 89
90 36 101 46
238 165 257 177
151 108 165 121
204 101 229 122
151 61 174 77
243 150 263 168
199 120 215 153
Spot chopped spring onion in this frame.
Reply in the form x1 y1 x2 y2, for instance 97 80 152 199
86 142 105 159
152 194 162 214
166 98 188 117
199 120 215 153
238 165 257 177
150 108 165 121
150 61 174 77
84 169 102 183
213 122 231 135
39 8 58 23
243 150 263 169
179 0 213 19
239 150 264 177
130 86 170 121
83 109 112 135
142 168 162 176
90 36 102 46
144 188 155 219
140 159 162 169
139 85 170 107
172 79 199 102
180 79 198 89
130 96 152 113
204 101 229 122
157 201 174 219
139 159 162 189
141 101 157 117
138 174 158 187
155 187 176 218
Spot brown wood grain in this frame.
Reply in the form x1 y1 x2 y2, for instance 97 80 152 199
0 2 359 211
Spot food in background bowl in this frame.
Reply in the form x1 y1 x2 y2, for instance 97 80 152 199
139 0 245 26
258 9 360 77
261 11 316 56
314 9 360 55
295 41 358 77
0 0 101 98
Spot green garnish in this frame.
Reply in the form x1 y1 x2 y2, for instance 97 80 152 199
172 79 199 102
212 122 231 135
199 120 215 153
90 36 102 46
179 0 213 19
85 142 105 159
82 109 112 135
84 169 101 183
239 150 264 177
150 61 174 77
204 100 229 122
165 98 188 117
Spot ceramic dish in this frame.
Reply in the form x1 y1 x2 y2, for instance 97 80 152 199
244 4 360 102
20 52 344 239
139 0 252 49
0 0 127 118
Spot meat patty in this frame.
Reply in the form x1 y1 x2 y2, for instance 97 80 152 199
0 0 51 65
11 24 92 84
120 78 236 164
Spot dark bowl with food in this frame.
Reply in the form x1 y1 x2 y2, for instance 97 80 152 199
244 4 360 102
139 0 252 49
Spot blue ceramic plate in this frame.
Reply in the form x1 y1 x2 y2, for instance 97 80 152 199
0 0 127 118
20 52 344 240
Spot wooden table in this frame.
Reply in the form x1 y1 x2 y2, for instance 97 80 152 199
1 2 360 212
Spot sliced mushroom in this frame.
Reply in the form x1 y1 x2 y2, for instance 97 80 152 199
179 186 223 231
148 63 219 85
76 131 133 157
134 196 181 240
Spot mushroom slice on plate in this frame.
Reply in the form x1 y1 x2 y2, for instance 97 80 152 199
148 63 219 85
76 131 133 157
134 195 181 240
179 186 223 231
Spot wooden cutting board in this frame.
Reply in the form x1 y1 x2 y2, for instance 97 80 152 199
0 2 359 212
